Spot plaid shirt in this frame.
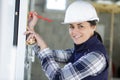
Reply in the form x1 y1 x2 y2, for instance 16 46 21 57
33 45 106 80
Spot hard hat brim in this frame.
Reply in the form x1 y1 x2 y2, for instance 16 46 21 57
61 18 99 24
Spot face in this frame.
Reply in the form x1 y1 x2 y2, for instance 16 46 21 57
69 21 96 45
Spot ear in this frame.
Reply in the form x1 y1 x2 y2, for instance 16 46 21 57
92 25 96 31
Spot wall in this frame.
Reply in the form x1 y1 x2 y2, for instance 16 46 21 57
31 0 120 80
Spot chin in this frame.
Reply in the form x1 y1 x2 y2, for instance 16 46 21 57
74 40 85 45
74 41 82 45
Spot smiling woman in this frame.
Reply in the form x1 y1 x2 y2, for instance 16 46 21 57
25 0 109 80
68 21 96 45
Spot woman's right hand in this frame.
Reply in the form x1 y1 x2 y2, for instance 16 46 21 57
28 12 38 28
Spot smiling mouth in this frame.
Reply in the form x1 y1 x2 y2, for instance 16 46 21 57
73 35 81 39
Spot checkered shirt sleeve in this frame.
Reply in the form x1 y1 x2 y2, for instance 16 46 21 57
35 48 106 80
33 44 73 62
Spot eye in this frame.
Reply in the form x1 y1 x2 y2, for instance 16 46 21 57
69 25 74 29
78 24 84 29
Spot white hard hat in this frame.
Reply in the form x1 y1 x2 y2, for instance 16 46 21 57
62 0 99 24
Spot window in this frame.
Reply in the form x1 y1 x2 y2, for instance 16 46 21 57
46 0 66 10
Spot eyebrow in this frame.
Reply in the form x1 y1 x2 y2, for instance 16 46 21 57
69 23 82 26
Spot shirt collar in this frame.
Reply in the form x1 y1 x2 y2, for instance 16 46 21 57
74 34 100 52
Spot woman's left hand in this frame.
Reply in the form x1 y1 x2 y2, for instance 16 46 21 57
24 27 48 50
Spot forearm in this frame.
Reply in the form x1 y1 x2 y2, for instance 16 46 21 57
33 44 72 62
37 50 107 80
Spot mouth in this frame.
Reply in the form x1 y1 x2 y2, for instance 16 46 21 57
73 35 81 40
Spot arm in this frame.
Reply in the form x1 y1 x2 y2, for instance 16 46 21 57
52 49 73 62
33 44 73 63
37 48 107 80
25 12 73 63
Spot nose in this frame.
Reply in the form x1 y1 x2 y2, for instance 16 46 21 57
72 27 80 34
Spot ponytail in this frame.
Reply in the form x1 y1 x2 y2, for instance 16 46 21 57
87 20 102 43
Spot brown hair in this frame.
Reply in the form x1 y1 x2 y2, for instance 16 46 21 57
87 20 103 43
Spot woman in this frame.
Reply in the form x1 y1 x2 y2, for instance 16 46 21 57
25 1 108 80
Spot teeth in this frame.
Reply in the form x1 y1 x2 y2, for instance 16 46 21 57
74 36 81 39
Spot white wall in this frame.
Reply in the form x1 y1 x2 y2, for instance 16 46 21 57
0 0 15 79
0 0 29 80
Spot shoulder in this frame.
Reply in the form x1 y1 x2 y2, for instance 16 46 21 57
88 42 107 55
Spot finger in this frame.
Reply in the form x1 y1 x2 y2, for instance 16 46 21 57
32 11 38 16
29 12 37 19
26 34 34 41
26 39 36 45
24 31 30 35
26 34 36 45
29 12 34 18
31 12 38 21
26 35 32 42
24 30 34 35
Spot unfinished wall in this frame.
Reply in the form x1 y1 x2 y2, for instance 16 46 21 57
31 0 120 80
